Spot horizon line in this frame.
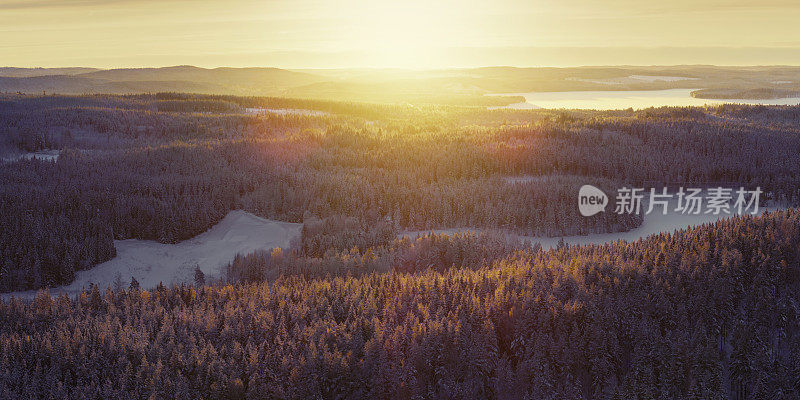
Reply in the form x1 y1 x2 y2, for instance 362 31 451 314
6 63 800 71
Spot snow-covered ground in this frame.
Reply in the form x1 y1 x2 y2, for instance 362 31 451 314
1 150 60 163
503 175 552 184
4 199 790 300
3 211 301 300
245 107 328 117
401 200 790 251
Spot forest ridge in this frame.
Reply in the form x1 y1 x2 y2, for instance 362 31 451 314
3 66 800 102
1 207 799 398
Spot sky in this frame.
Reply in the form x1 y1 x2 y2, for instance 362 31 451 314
2 0 800 68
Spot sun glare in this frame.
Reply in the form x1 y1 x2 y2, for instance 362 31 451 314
344 0 464 67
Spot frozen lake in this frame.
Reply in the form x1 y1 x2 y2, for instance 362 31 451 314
490 89 800 110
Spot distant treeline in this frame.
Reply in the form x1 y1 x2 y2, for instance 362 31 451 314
692 88 800 100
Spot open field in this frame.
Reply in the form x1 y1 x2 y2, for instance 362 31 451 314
2 211 300 300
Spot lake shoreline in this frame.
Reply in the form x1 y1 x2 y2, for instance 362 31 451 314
487 88 800 110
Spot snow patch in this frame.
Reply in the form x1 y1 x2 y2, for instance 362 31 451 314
503 175 548 184
245 107 328 117
1 150 60 163
401 199 788 251
3 211 301 300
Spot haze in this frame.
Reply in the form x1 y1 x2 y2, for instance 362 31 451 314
3 0 800 68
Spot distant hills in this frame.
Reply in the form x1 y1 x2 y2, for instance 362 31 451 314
2 65 800 101
0 67 100 77
0 66 326 97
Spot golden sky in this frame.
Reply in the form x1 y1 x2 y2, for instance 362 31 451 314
2 0 800 68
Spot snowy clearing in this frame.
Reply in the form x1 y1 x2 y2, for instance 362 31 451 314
245 107 329 117
503 175 553 184
401 200 790 251
1 150 60 163
3 211 301 300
